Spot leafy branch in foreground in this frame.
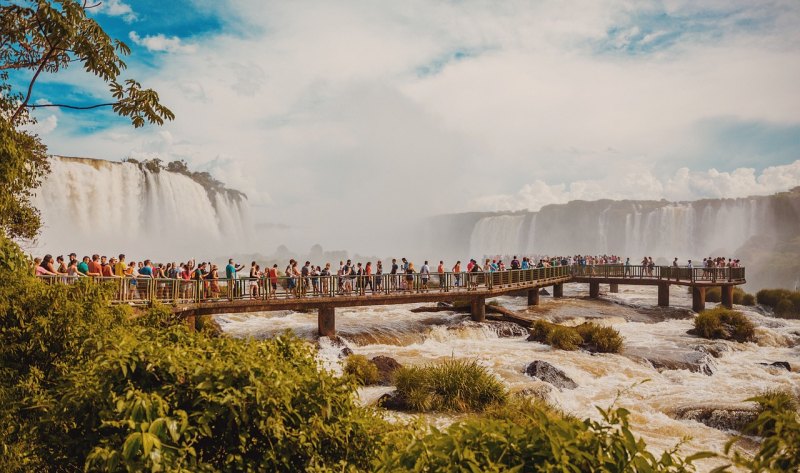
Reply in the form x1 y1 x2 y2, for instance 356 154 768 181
1 0 174 128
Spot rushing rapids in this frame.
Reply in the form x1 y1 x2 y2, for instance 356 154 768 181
216 285 800 471
32 156 252 260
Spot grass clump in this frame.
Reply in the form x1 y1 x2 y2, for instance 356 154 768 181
575 323 624 353
756 289 800 318
393 358 507 412
344 354 380 386
693 308 755 342
528 320 623 353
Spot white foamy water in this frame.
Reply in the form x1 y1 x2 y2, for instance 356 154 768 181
216 285 800 471
32 156 252 260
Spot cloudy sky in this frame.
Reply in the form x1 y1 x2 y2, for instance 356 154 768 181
21 0 800 249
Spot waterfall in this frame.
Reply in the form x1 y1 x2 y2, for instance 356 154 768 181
464 197 775 259
32 156 253 260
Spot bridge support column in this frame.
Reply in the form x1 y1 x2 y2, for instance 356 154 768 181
318 307 336 337
692 287 706 313
657 283 670 307
609 283 619 293
589 282 600 298
720 286 733 309
553 283 563 298
527 289 540 306
471 297 486 322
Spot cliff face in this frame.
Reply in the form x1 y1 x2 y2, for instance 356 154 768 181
429 188 800 290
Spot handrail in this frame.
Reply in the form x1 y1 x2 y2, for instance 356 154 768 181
33 265 745 305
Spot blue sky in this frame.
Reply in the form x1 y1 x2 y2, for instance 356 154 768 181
20 0 800 241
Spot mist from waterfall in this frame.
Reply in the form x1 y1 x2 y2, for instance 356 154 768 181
31 157 253 261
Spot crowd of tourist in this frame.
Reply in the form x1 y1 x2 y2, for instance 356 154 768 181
31 251 743 300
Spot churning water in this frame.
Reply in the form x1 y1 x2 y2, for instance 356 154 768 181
216 284 800 471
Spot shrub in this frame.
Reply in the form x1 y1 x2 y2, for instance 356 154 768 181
575 323 624 353
775 299 795 317
393 359 507 412
694 308 755 342
529 320 623 353
705 287 752 305
705 287 721 302
741 293 756 306
344 354 380 386
724 391 800 472
546 325 583 350
756 289 793 307
376 396 707 472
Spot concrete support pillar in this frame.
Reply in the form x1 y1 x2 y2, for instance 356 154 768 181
609 283 619 293
692 287 706 313
553 283 563 298
185 314 196 332
527 288 540 306
657 283 670 307
318 307 336 337
589 282 600 298
720 285 733 309
471 296 486 322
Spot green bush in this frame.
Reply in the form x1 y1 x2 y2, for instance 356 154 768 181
705 287 722 302
705 287 752 305
575 323 624 353
546 325 583 350
756 289 793 307
376 396 708 472
393 359 507 412
741 293 756 306
529 320 623 353
756 288 800 318
723 391 800 472
693 308 755 342
775 298 795 317
344 354 380 386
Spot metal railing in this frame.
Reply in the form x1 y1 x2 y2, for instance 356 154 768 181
34 264 744 305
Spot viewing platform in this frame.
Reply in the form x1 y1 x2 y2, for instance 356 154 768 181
38 265 746 337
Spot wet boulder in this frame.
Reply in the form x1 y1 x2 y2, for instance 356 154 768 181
338 347 354 358
673 403 760 432
524 361 578 390
376 390 405 410
371 356 403 385
626 346 717 376
758 361 792 371
514 383 553 401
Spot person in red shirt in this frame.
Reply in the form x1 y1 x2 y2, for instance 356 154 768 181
101 256 114 278
87 254 102 277
437 260 446 291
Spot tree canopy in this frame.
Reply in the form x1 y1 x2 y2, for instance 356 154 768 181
0 0 173 240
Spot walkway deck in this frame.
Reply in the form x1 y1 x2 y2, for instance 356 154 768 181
40 265 746 336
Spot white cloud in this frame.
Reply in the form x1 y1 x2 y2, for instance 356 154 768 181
21 114 58 135
472 161 800 211
96 0 137 23
129 31 197 54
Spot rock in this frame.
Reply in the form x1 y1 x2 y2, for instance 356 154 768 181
539 288 550 296
524 361 578 390
673 404 760 432
514 383 553 401
758 361 792 371
339 347 353 358
490 321 530 338
376 390 405 410
371 356 403 385
626 346 717 376
692 343 729 359
437 301 454 308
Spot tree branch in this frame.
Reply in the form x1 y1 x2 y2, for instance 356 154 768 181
27 102 117 110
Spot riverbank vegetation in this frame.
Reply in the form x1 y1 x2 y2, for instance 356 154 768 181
344 354 381 386
2 235 800 471
756 288 800 318
393 359 508 412
528 320 624 353
692 308 756 342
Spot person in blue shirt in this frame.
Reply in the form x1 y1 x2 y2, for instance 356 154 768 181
226 259 245 298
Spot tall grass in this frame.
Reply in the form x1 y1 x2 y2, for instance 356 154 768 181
344 354 380 386
393 359 507 412
529 320 624 353
694 308 755 342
